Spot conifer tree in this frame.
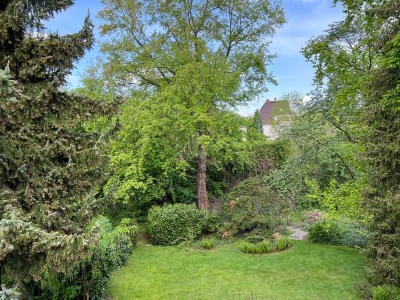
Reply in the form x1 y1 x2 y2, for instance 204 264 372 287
0 0 118 293
251 109 264 135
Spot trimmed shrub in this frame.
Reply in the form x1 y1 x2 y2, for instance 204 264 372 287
224 178 289 234
147 204 204 245
372 285 400 300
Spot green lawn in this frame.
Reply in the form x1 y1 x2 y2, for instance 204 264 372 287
108 241 366 300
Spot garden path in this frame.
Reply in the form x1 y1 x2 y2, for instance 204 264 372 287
287 226 308 240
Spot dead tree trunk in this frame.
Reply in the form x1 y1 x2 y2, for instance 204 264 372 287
196 144 208 211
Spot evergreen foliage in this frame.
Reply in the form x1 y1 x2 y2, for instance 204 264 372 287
39 217 138 299
251 109 264 135
304 0 400 289
361 1 400 287
0 0 119 293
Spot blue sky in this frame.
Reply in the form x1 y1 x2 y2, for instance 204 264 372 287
45 0 343 115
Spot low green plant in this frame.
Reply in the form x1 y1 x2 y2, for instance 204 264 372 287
258 240 273 253
309 220 368 248
239 240 281 254
200 238 216 250
147 204 204 245
239 241 263 254
372 285 400 300
275 237 293 251
335 220 368 248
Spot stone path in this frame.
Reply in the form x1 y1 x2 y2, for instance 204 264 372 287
287 226 308 240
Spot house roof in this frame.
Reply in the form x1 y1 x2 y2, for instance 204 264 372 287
260 99 292 125
260 100 275 125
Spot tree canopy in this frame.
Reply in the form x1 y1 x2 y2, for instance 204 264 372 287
92 0 285 211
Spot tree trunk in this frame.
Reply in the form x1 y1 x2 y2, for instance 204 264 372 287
196 144 208 211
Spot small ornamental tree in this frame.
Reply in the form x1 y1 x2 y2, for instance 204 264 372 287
0 0 119 293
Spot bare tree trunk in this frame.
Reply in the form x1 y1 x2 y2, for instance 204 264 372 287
196 144 208 211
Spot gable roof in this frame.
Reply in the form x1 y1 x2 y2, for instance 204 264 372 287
260 99 292 126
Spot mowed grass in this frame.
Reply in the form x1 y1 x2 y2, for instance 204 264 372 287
108 240 366 300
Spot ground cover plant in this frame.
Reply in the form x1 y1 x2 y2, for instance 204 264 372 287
108 241 366 300
239 237 292 254
308 220 368 248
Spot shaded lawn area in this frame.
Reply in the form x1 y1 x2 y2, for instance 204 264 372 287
108 240 366 300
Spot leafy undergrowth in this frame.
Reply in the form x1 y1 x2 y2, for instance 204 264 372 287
108 240 366 300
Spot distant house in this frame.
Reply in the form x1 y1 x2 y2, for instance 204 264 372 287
259 99 293 139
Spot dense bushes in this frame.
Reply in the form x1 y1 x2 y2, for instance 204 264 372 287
148 204 211 245
251 140 292 174
39 217 138 299
308 220 368 248
202 211 222 234
223 177 289 234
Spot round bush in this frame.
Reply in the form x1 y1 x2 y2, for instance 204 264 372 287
308 221 341 244
147 204 204 245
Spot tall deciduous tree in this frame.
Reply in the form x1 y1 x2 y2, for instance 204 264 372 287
96 0 285 210
0 0 118 293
